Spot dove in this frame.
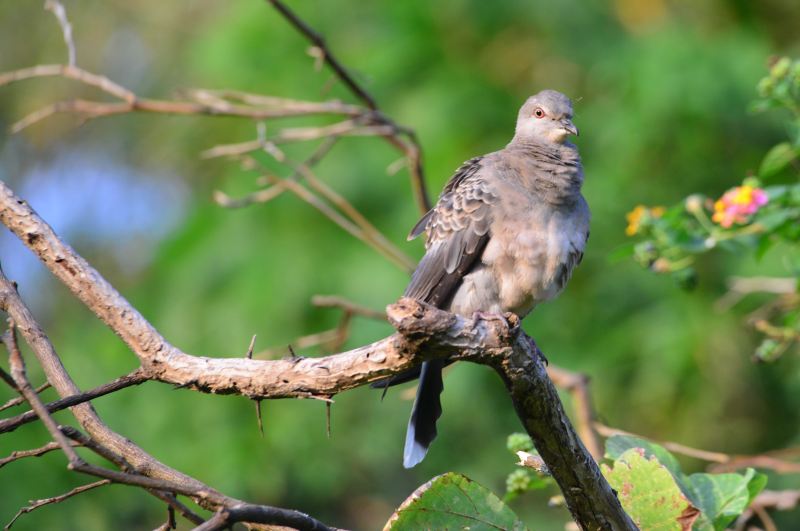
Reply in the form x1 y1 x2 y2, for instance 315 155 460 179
377 90 589 468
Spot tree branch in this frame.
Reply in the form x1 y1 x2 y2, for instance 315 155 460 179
0 179 633 529
264 0 431 212
0 268 333 531
0 370 147 435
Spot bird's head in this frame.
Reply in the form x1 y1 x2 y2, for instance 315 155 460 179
514 90 578 145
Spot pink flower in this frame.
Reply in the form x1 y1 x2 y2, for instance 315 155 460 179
711 185 768 228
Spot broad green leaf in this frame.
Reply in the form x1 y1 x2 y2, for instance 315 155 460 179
605 435 683 480
759 142 797 179
686 468 767 530
385 472 527 531
602 449 700 530
753 208 794 231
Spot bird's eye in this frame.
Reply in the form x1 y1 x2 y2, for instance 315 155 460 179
533 108 546 119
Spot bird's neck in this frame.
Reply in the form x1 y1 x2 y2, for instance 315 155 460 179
506 138 584 205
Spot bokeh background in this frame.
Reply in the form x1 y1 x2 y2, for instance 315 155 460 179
1 0 800 529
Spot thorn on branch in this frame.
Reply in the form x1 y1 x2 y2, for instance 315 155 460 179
325 400 331 438
255 399 264 437
246 334 257 359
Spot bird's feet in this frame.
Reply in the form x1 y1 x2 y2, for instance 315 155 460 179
470 311 520 338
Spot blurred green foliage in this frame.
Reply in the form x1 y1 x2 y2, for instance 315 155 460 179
1 1 800 530
626 57 800 362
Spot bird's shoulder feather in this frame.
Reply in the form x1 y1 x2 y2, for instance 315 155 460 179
404 156 499 306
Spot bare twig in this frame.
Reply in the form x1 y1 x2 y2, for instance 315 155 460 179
0 369 148 435
3 320 82 466
735 490 800 531
250 166 414 272
547 365 603 461
43 1 76 67
0 65 134 101
0 269 333 531
265 0 431 212
0 441 79 469
0 382 50 412
716 276 798 311
5 480 111 530
595 423 800 474
264 0 377 110
311 295 386 320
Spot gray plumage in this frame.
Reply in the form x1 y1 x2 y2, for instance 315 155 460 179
389 90 590 468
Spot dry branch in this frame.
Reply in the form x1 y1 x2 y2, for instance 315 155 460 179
0 369 147 435
0 180 634 529
5 480 111 530
0 441 77 469
0 266 332 531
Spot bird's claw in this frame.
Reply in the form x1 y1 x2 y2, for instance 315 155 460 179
470 311 521 339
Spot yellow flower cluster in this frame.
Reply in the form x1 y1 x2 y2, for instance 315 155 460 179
625 205 665 236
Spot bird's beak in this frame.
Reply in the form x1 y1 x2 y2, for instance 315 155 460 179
561 119 579 137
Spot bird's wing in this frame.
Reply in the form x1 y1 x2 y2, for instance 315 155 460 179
404 156 498 308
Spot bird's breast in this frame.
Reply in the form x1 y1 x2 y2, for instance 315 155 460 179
480 195 588 317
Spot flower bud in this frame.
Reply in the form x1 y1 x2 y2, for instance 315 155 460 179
685 194 704 214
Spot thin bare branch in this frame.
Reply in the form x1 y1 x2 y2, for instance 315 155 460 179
0 382 50 412
547 365 603 461
213 137 338 207
0 270 333 530
595 423 800 474
265 0 377 110
44 0 76 67
5 480 111 530
3 320 82 466
8 97 375 134
0 65 134 101
735 490 800 531
708 453 800 475
716 276 799 310
311 295 386 320
0 441 80 469
264 0 431 212
0 369 148 435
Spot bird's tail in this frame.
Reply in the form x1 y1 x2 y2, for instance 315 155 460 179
403 359 444 468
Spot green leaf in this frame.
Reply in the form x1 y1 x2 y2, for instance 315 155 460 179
754 235 775 260
753 208 794 231
685 468 767 530
605 435 683 479
385 472 528 531
602 449 700 530
759 142 797 179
